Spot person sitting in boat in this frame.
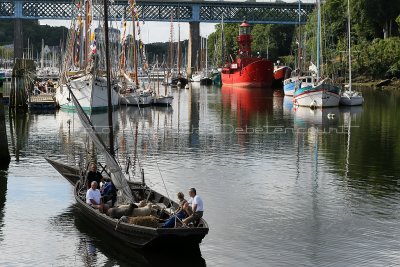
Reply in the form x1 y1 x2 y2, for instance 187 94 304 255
86 163 104 189
161 192 189 228
183 188 204 226
101 181 117 207
86 181 108 213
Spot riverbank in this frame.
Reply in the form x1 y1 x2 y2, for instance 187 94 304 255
352 76 400 90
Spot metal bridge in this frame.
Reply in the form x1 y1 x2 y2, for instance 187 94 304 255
0 0 315 24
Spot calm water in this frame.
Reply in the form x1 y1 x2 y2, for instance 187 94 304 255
1 85 400 266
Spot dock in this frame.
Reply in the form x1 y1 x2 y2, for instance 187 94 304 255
28 94 57 110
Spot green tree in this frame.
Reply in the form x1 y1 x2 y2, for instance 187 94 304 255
207 22 294 68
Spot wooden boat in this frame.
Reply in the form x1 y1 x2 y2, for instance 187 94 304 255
46 158 81 185
272 64 291 88
293 0 341 108
47 158 209 249
48 2 208 250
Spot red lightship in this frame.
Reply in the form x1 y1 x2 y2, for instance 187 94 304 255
221 20 273 88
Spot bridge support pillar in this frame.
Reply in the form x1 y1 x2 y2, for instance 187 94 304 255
187 22 200 78
13 19 23 59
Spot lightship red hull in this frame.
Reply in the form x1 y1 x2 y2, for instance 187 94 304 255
221 58 273 88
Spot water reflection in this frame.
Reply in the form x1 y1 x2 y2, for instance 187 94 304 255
3 86 400 266
283 96 294 117
293 106 340 131
221 85 273 128
323 88 400 198
0 167 7 243
51 204 206 266
8 110 30 161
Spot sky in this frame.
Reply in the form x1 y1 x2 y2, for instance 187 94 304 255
40 20 217 44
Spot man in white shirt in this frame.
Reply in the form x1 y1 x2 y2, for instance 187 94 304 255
86 181 108 213
183 188 204 226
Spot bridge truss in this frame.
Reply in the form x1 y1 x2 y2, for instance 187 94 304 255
0 0 314 24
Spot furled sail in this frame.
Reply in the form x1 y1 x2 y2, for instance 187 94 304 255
66 82 134 204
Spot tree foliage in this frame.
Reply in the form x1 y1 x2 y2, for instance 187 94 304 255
301 0 400 79
0 20 67 55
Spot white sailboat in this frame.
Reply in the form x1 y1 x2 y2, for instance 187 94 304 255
200 36 212 85
118 9 153 107
339 0 364 106
293 0 341 108
119 72 153 106
153 61 173 106
283 0 303 96
57 2 119 112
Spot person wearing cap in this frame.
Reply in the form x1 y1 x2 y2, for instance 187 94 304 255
183 188 204 226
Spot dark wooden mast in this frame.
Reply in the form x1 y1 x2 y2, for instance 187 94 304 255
104 0 114 155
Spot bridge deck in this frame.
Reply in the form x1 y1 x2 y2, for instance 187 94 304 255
1 0 315 24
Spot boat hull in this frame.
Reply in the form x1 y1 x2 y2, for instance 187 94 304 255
211 72 221 86
47 159 209 249
273 66 291 81
153 95 173 106
191 74 202 82
283 80 296 96
339 91 364 106
294 83 341 108
120 91 153 106
272 66 291 88
200 77 213 85
222 59 273 88
57 74 119 112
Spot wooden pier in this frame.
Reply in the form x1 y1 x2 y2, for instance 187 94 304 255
28 94 57 110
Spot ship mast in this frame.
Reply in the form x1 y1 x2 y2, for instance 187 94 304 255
130 0 139 88
104 0 114 154
84 0 91 68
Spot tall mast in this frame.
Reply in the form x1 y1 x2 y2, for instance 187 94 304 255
221 14 225 65
316 0 321 80
347 0 352 91
177 21 181 76
131 0 139 88
168 15 174 75
85 0 91 68
297 0 302 71
104 0 114 155
205 36 208 75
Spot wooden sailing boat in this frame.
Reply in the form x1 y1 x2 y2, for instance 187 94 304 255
119 2 153 107
56 0 119 112
47 0 208 249
200 37 212 85
339 0 364 106
165 14 188 87
153 59 173 106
